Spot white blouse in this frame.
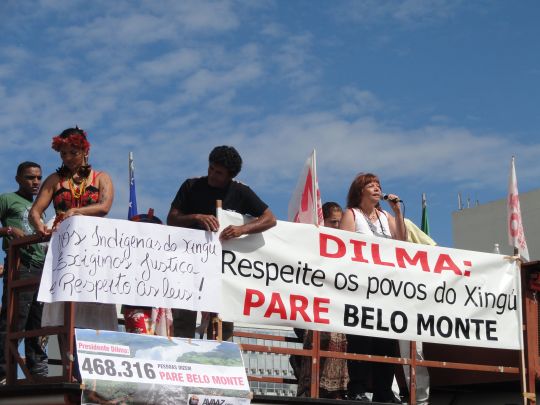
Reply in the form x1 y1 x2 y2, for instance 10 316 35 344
351 207 391 239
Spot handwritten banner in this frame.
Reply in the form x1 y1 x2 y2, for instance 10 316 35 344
37 216 221 311
218 209 522 350
75 329 251 405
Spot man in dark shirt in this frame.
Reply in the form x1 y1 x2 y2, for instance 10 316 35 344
167 146 276 340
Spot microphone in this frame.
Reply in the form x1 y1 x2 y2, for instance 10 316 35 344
382 194 403 203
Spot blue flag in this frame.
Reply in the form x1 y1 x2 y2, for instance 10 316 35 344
128 152 138 220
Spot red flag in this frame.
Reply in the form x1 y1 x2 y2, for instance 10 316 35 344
288 150 323 225
507 156 529 261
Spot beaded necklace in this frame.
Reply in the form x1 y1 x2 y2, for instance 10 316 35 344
360 208 390 238
68 175 88 207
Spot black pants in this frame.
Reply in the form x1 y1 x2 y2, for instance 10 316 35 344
347 334 397 402
172 308 234 341
0 260 47 378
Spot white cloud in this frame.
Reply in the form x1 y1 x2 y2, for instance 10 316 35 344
166 0 239 32
260 23 285 38
340 87 383 115
335 0 463 26
61 14 175 48
137 49 202 79
208 112 540 197
0 0 537 235
273 33 318 86
181 62 263 100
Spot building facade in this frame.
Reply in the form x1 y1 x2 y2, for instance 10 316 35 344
452 188 540 259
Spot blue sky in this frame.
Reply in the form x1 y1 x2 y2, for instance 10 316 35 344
1 0 539 248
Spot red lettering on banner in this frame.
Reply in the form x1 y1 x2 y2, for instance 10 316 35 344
395 248 430 272
433 254 462 276
371 243 395 267
243 288 265 315
242 289 331 324
350 239 369 263
313 297 330 324
186 373 210 384
211 375 245 386
320 233 345 258
159 371 184 382
264 292 287 319
290 294 310 321
319 232 472 277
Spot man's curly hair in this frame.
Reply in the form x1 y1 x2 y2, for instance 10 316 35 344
209 146 242 178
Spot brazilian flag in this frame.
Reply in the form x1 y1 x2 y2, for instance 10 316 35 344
421 193 430 236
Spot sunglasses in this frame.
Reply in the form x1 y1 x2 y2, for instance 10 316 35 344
23 175 42 180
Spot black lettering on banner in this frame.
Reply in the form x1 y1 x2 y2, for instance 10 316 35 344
80 357 157 380
238 258 252 277
391 311 408 333
335 272 359 291
367 276 427 301
183 239 216 263
252 260 265 279
57 225 87 250
164 234 177 251
464 285 517 315
334 272 348 290
56 272 132 300
162 277 193 301
343 305 408 334
486 320 498 341
344 304 358 326
137 280 159 297
362 306 375 329
312 269 324 287
434 281 456 304
221 250 326 287
417 314 499 342
222 250 237 275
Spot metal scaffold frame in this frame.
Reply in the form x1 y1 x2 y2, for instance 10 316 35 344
2 235 539 405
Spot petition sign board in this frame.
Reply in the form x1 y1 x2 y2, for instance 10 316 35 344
38 216 221 312
219 209 522 350
75 329 250 405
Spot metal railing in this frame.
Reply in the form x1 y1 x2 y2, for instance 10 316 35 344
3 235 538 404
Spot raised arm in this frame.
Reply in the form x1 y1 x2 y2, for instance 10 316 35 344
29 174 58 236
385 197 406 241
220 208 277 240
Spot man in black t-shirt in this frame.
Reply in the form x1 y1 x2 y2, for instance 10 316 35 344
167 146 276 340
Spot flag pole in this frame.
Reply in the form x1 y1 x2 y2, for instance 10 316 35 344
128 151 138 220
311 149 318 225
507 156 530 404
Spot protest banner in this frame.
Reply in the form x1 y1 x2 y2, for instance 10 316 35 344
218 209 522 350
75 329 251 405
37 216 222 312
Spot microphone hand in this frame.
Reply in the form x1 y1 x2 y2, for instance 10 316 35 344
383 194 403 203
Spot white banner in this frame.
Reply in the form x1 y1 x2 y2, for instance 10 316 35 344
219 209 522 350
38 216 221 311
